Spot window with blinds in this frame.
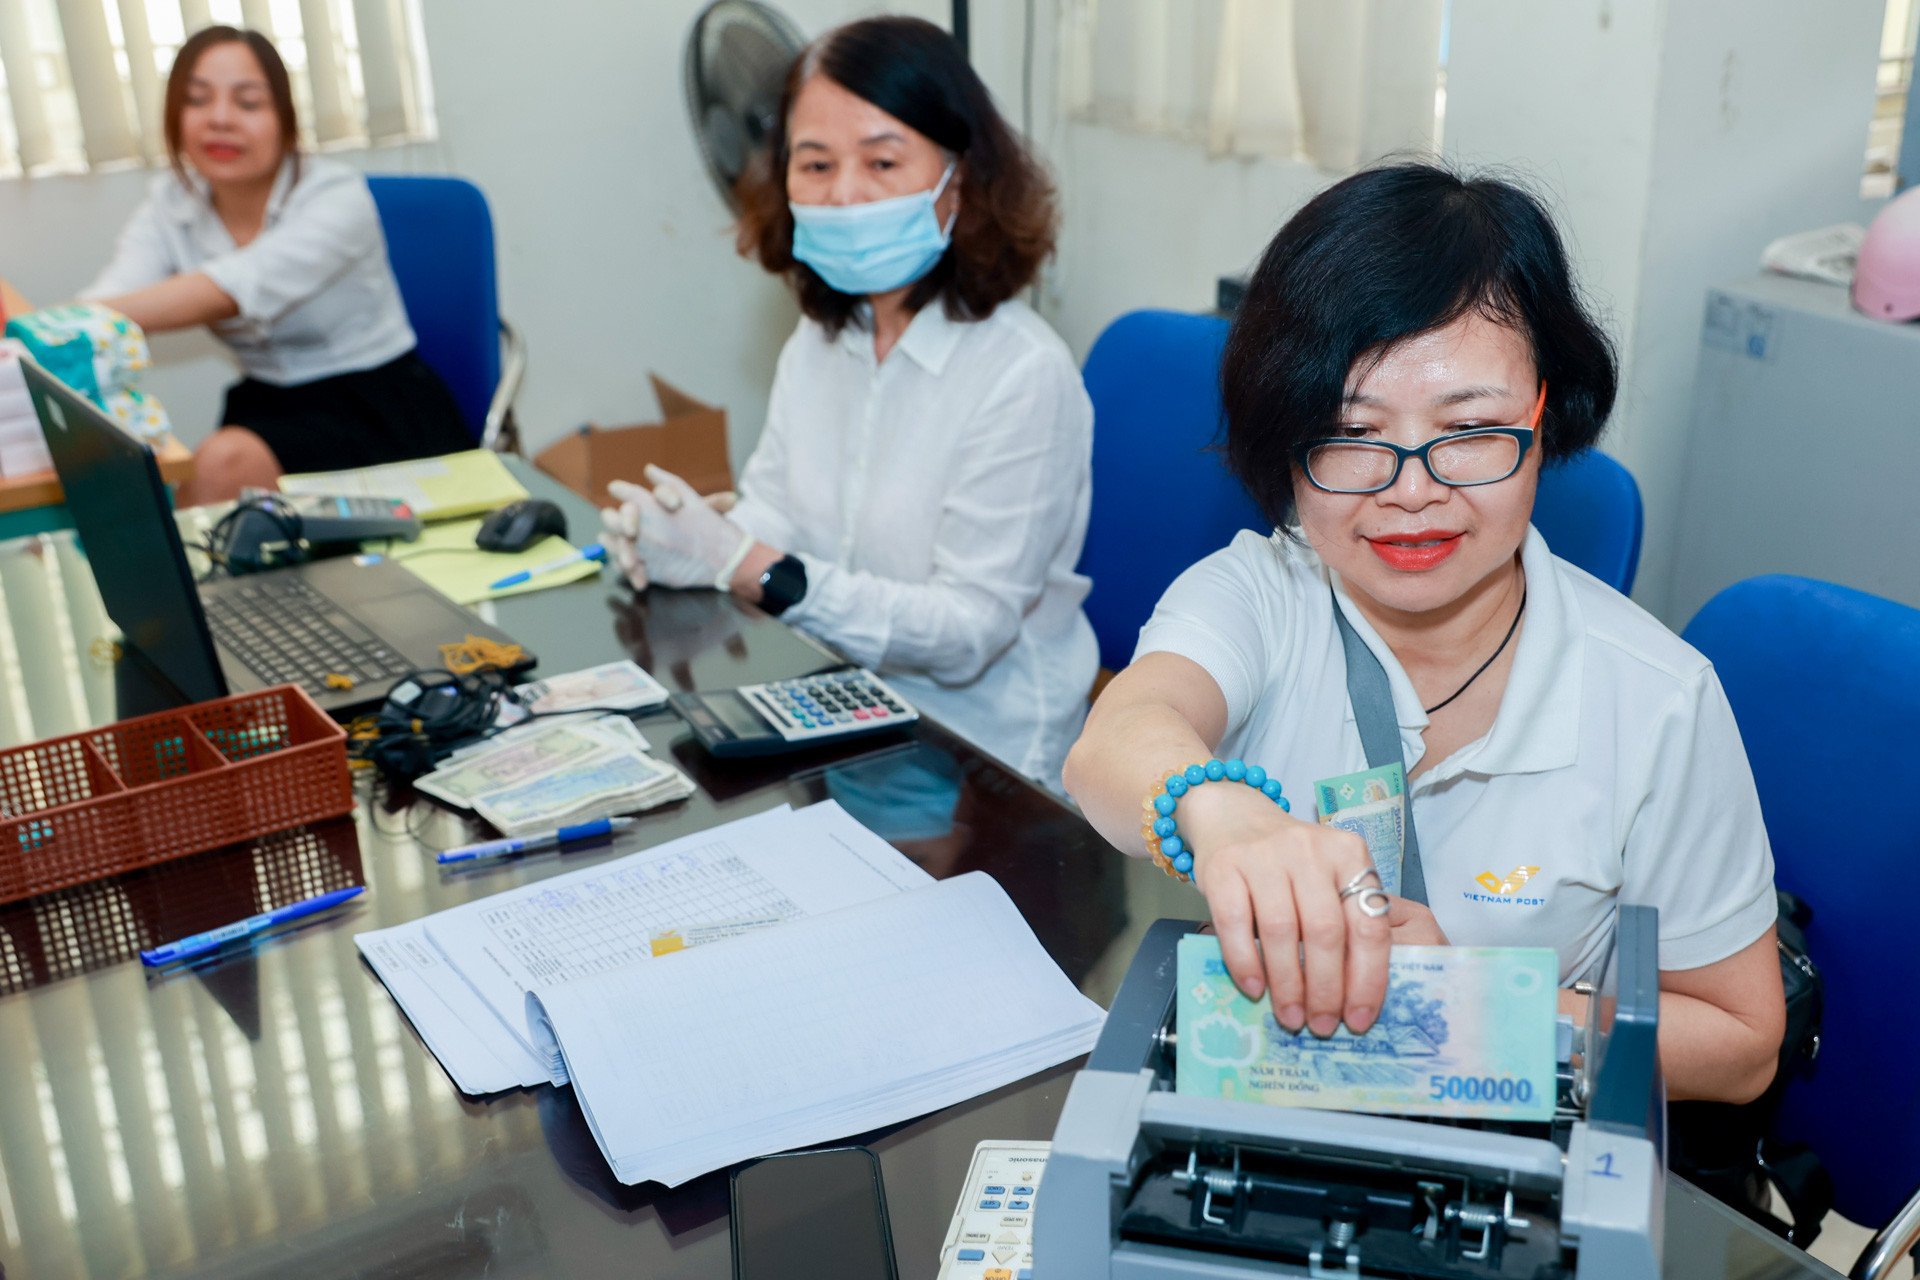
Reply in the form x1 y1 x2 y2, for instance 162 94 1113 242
1866 0 1920 195
0 0 435 179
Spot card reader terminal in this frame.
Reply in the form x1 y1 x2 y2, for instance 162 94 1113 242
279 492 423 544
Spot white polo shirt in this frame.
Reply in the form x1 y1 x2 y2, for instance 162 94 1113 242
1136 526 1777 982
82 157 415 386
728 299 1098 787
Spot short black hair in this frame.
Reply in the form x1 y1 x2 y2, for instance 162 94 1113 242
1221 162 1618 529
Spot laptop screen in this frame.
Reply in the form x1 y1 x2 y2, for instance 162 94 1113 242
25 361 228 705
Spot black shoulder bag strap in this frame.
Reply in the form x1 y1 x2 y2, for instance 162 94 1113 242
1331 587 1428 905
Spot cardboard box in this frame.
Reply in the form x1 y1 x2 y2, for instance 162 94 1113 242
534 374 733 503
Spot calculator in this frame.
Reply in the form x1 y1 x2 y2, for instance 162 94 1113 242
935 1140 1049 1280
670 669 920 757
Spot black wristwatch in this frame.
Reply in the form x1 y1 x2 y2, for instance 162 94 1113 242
757 554 808 617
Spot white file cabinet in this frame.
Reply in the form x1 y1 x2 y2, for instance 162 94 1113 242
1670 272 1920 627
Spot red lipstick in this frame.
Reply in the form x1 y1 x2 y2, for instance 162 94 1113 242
1366 530 1463 571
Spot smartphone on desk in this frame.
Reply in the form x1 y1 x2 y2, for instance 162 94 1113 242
730 1146 899 1280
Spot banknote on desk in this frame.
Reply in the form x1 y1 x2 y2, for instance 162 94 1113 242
514 659 669 716
472 749 694 835
416 717 651 807
1175 934 1557 1122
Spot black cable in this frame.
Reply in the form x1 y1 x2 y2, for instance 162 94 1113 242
1423 585 1527 715
361 770 463 855
204 493 307 578
350 666 517 780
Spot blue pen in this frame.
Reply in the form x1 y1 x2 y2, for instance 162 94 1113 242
140 885 366 967
489 542 608 591
437 816 636 864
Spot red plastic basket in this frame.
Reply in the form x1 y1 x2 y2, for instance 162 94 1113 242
0 685 352 905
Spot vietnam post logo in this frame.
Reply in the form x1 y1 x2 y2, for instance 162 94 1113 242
1463 865 1546 906
1475 865 1540 895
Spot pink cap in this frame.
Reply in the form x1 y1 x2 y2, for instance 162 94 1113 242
1853 185 1920 322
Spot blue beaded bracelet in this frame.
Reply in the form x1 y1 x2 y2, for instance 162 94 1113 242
1141 758 1289 882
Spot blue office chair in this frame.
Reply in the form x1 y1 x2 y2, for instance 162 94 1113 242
365 175 525 449
1531 448 1643 594
1077 310 1269 675
1682 575 1920 1278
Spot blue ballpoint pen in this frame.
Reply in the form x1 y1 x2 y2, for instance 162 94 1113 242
140 885 366 967
489 542 607 591
437 816 636 864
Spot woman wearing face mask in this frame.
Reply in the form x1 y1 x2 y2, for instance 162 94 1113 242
1064 164 1784 1104
603 16 1096 789
81 26 469 505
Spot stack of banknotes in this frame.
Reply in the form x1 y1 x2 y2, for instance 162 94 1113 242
1315 762 1407 895
415 662 694 835
1175 934 1558 1122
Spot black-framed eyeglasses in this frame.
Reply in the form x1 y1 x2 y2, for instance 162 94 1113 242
1293 382 1546 495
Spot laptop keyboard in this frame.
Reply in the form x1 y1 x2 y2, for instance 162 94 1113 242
204 576 411 693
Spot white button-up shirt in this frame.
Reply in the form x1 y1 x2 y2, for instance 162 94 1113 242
82 157 415 386
1137 526 1777 982
730 300 1098 786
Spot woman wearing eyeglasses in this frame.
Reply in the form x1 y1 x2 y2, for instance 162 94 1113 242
1063 163 1784 1104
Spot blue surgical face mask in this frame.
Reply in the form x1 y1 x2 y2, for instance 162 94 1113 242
789 162 957 296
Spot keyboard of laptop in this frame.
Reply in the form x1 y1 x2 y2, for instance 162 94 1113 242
203 575 413 692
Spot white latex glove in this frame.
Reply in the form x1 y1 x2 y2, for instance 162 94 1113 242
598 501 649 590
606 465 754 590
648 481 738 515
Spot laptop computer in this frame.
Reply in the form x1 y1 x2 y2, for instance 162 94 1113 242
24 358 536 716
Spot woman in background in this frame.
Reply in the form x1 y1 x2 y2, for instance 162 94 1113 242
83 25 468 505
601 16 1096 788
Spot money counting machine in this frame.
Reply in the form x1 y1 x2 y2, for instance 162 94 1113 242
1034 908 1663 1279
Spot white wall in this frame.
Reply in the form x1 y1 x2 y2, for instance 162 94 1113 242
959 2 1326 359
1038 122 1324 357
1444 0 1665 388
1446 0 1884 623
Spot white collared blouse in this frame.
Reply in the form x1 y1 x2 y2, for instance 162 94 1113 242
1135 526 1777 983
82 157 415 386
728 299 1098 788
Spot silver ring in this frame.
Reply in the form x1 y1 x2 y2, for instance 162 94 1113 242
1337 867 1381 900
1354 888 1391 918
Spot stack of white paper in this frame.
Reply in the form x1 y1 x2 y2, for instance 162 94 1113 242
0 342 53 477
358 802 1104 1186
527 871 1105 1186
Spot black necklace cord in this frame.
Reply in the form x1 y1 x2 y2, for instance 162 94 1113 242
1421 583 1528 716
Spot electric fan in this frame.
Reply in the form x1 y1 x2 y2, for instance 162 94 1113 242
682 0 807 212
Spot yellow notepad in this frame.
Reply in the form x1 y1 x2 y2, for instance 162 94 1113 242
388 517 600 604
279 450 527 521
